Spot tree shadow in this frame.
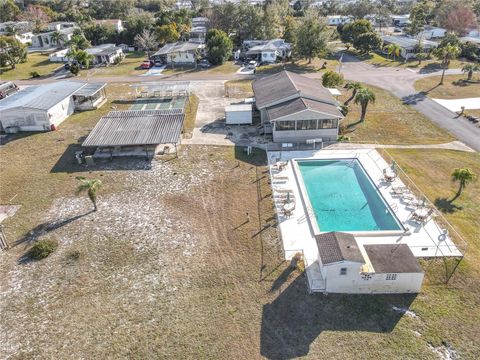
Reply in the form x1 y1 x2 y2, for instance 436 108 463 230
418 63 443 74
452 79 473 87
14 210 94 253
269 265 295 293
402 92 428 105
260 275 417 359
234 145 267 166
434 197 463 214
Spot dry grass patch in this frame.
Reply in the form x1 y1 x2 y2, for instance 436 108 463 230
225 79 253 98
0 53 61 80
256 57 339 75
183 94 199 136
81 52 147 77
414 74 480 99
340 85 454 144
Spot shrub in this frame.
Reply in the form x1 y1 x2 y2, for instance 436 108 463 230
322 70 343 88
339 104 349 116
65 250 81 263
30 71 40 78
29 239 58 260
70 63 80 76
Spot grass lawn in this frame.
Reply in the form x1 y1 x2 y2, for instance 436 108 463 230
161 61 240 76
339 84 454 144
80 52 147 77
383 148 480 358
352 50 474 71
0 82 479 357
414 74 480 99
224 79 253 98
0 53 62 80
183 94 199 137
256 57 339 75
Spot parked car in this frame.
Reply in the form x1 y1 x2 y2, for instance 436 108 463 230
64 63 71 70
141 60 154 69
198 59 211 68
247 60 257 69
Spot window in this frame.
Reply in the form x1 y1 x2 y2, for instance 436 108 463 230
297 120 317 130
275 120 296 131
340 268 347 275
319 119 338 129
386 273 397 281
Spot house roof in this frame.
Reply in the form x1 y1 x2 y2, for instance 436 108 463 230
246 39 290 54
381 35 437 49
364 244 423 274
153 42 202 56
82 109 184 147
253 70 335 109
86 44 121 56
0 81 86 111
315 232 365 265
460 36 480 45
266 97 343 121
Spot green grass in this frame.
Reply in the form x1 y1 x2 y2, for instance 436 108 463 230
183 94 199 136
0 53 62 80
80 52 147 77
414 74 480 99
161 61 239 76
339 84 454 144
383 149 480 358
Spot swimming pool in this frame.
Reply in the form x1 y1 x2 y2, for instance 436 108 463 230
296 159 402 232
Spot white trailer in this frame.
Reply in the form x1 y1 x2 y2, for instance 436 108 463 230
225 104 252 125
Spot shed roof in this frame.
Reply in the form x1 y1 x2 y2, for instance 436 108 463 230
252 70 335 109
460 36 480 44
364 244 423 273
381 35 437 49
225 104 252 112
153 42 202 56
82 109 184 147
315 232 365 265
73 83 106 97
0 81 86 111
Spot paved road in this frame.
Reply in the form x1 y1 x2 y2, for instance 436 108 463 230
334 53 480 151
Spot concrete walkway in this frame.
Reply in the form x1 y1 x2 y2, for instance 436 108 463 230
432 97 480 112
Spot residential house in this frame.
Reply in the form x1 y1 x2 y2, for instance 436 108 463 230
0 81 107 132
0 21 34 44
314 232 424 294
151 42 204 65
85 44 124 65
192 17 209 28
418 26 447 40
460 36 480 49
382 35 437 59
46 22 76 31
30 27 76 49
94 19 124 33
252 70 344 143
327 15 351 26
189 26 207 43
243 39 291 63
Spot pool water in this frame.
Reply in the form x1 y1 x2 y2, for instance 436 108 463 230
297 159 401 232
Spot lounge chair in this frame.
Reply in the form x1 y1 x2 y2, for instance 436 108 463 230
383 168 397 182
390 185 408 196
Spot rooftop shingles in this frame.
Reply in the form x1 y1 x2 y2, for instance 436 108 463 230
364 244 423 273
315 232 365 265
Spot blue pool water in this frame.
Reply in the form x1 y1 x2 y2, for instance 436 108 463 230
297 159 401 232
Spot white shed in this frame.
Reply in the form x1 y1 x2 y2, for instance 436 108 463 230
225 104 252 125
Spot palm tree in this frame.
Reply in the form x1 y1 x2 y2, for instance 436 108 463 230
50 31 66 48
5 25 18 37
134 29 159 60
462 63 480 81
385 43 401 61
434 44 461 85
450 168 476 202
344 82 363 106
76 177 102 211
354 88 376 122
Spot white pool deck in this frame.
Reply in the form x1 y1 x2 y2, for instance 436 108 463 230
268 149 464 281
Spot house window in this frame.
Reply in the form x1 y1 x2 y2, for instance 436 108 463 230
340 268 347 275
386 273 397 281
297 120 317 130
319 119 337 129
275 120 296 131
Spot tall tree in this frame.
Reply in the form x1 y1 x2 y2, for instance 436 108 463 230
339 19 373 47
89 0 135 19
322 70 344 87
462 63 480 80
434 44 461 84
76 177 102 212
20 5 51 32
134 29 159 59
295 12 328 63
0 36 27 69
344 82 363 106
283 15 297 45
354 87 375 122
0 0 21 22
353 32 382 54
405 2 428 37
444 7 477 35
50 31 66 48
385 43 401 61
450 168 476 201
205 28 233 65
156 23 180 45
